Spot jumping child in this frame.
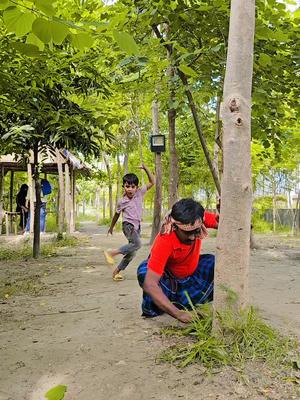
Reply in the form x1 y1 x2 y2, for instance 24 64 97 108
104 164 155 281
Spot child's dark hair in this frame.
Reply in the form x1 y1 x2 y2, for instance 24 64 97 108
123 173 139 186
171 198 204 224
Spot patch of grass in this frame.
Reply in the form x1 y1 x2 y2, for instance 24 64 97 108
76 213 97 222
0 277 42 300
159 304 298 370
54 236 80 247
0 236 80 262
46 213 58 232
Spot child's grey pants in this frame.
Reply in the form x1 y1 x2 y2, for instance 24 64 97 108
118 222 142 270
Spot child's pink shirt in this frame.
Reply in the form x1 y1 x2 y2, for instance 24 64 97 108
116 186 147 230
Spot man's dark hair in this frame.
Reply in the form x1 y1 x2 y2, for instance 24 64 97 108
123 173 139 186
171 198 204 224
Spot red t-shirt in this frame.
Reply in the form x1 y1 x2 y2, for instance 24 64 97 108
148 212 218 279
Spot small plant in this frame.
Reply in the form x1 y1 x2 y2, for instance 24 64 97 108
160 303 298 370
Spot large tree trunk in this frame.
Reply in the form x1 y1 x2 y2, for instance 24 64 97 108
33 143 41 258
167 43 179 208
214 0 255 314
150 98 163 244
55 149 65 238
213 97 222 201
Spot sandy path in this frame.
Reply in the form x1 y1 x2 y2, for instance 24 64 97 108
0 223 299 400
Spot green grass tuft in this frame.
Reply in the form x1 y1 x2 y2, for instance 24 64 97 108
0 236 80 262
159 304 298 370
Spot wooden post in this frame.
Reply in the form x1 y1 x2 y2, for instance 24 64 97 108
65 163 71 234
5 212 9 236
0 165 4 235
9 171 14 232
73 171 77 219
27 163 34 233
70 167 75 233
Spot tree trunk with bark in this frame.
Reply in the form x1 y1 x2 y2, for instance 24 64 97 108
33 142 41 258
115 154 121 212
167 43 179 208
65 163 71 235
271 173 277 232
0 165 4 235
150 98 163 244
123 132 129 175
214 0 255 314
55 149 65 238
103 153 113 219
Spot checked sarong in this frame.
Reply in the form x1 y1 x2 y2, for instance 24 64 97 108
137 254 215 317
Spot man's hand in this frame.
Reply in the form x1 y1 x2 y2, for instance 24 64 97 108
176 311 193 323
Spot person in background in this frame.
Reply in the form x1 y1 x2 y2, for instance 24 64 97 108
24 179 51 234
16 184 28 231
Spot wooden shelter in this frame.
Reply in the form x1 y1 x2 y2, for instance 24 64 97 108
0 149 89 235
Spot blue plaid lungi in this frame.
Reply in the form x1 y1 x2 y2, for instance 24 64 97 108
137 254 215 317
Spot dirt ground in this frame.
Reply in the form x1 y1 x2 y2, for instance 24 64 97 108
0 222 299 400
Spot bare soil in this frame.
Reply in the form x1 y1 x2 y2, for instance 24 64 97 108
0 222 299 400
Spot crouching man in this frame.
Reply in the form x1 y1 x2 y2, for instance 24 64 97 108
137 198 219 323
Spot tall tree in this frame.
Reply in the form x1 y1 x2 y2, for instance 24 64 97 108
150 98 163 243
214 0 255 313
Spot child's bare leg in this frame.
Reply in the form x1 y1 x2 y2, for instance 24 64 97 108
112 266 121 278
107 249 121 258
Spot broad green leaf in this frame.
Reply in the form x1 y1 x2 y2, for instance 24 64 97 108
211 44 221 52
45 385 67 400
113 30 139 56
26 32 45 51
269 30 289 42
71 33 94 50
34 0 56 16
51 21 69 45
11 42 40 57
178 63 197 77
32 18 52 43
0 0 10 10
3 8 36 37
258 53 272 67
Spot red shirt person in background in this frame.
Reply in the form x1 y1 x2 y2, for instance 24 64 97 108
137 198 218 323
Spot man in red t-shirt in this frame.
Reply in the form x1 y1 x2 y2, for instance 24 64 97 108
137 198 218 323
